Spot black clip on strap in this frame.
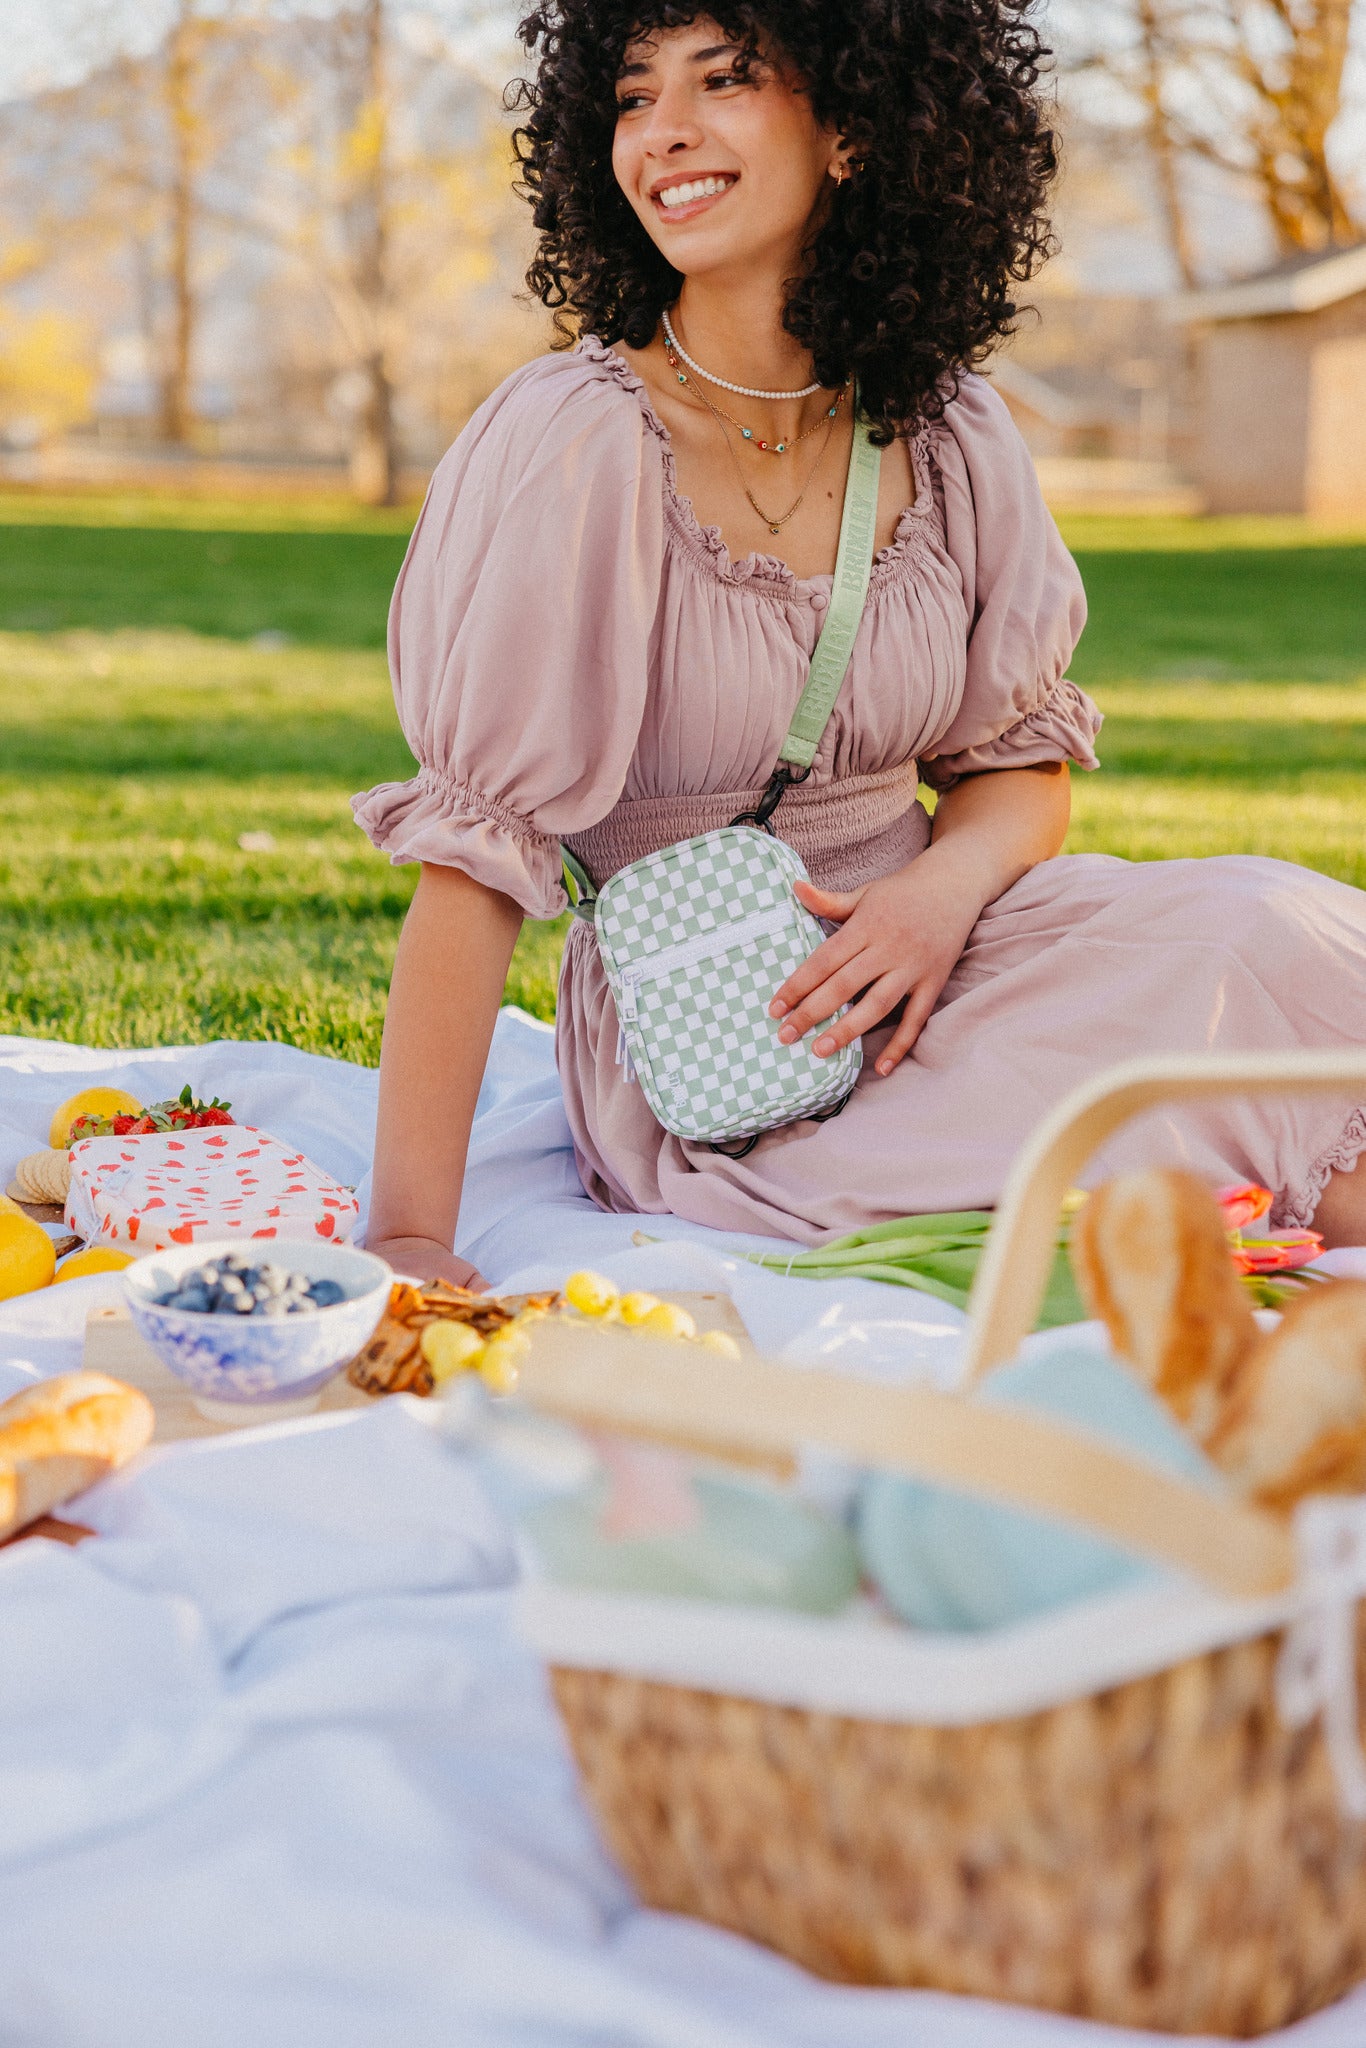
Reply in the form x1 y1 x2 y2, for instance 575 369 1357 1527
729 761 811 835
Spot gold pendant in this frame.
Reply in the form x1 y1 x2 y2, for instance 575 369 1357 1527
769 523 780 535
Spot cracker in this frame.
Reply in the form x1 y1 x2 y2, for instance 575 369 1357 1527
14 1149 71 1206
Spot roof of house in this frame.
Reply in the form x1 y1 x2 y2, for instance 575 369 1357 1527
986 358 1104 429
1169 242 1366 324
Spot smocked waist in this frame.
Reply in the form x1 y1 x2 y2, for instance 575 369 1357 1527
565 760 930 897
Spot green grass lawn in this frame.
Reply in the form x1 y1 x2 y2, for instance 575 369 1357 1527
2 494 1364 1060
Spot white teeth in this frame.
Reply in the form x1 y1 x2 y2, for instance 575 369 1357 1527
658 176 732 209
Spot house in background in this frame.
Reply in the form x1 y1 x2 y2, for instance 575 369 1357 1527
1171 245 1366 518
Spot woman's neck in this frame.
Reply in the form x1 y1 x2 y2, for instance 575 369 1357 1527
672 276 818 400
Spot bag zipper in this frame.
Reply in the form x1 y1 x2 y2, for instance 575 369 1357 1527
615 902 796 1023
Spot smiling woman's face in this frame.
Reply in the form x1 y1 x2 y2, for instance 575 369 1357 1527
611 20 840 285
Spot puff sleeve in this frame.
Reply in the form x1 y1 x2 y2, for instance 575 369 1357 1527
351 353 665 919
918 374 1100 792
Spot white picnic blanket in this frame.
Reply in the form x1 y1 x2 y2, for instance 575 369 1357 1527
1 1013 1364 2047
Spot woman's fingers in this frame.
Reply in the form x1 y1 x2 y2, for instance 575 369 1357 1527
776 952 885 1042
873 983 943 1075
770 923 863 1019
807 974 907 1056
771 881 864 1017
793 878 861 923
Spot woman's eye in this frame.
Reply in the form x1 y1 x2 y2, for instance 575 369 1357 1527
615 91 650 114
703 68 746 91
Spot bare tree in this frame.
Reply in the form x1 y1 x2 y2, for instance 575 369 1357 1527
257 0 524 502
1133 0 1201 287
338 0 396 503
1060 0 1360 277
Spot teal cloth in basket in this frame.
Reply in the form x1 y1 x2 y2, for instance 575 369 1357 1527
857 1346 1224 1633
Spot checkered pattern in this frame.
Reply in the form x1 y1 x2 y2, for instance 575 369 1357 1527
595 826 862 1144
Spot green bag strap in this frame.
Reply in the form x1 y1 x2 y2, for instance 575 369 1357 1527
776 413 882 773
562 398 882 912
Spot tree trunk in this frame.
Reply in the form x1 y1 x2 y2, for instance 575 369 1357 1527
350 350 397 505
159 1 198 446
1135 0 1199 287
348 0 397 506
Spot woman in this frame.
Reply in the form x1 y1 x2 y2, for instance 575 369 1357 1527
354 2 1366 1290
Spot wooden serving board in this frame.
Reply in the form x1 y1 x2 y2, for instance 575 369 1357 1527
82 1290 752 1445
82 1303 373 1443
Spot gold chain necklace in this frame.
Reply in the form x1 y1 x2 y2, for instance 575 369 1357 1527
688 374 843 535
664 339 845 455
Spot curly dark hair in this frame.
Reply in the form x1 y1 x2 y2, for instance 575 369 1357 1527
506 1 1058 443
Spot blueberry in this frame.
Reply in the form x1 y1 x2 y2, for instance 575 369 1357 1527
308 1280 344 1308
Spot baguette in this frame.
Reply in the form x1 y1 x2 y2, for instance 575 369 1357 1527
0 1372 154 1541
1072 1170 1366 1512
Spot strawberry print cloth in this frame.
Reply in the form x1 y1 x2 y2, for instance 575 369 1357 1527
64 1127 360 1252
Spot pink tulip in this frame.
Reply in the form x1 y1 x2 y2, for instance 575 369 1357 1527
1213 1182 1323 1278
1216 1183 1273 1231
1230 1231 1324 1276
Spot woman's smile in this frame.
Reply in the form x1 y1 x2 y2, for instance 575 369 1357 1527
650 171 738 222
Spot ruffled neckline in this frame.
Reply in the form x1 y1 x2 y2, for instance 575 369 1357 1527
576 335 939 597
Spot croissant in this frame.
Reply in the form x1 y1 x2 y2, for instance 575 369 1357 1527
1071 1170 1366 1512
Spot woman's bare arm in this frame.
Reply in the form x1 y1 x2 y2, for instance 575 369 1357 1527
365 862 523 1290
770 762 1071 1075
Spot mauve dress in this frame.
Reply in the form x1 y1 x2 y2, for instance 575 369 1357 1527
354 338 1366 1240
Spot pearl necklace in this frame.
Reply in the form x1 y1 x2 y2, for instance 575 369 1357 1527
661 308 822 401
664 338 843 455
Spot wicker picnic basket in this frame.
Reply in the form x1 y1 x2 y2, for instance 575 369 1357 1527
517 1054 1366 2037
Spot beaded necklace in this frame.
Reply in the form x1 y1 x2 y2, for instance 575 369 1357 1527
664 336 844 456
687 372 844 535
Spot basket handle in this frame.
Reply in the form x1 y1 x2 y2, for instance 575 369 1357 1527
517 1316 1297 1599
960 1050 1366 1388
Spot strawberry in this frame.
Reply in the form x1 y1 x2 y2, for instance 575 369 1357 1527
67 1086 235 1144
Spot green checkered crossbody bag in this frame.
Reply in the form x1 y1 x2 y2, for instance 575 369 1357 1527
563 418 882 1153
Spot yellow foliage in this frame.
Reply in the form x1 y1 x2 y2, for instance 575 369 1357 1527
0 310 95 438
341 99 386 182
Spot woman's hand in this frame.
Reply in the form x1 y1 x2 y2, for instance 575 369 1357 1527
769 852 984 1077
769 762 1072 1076
365 1234 489 1294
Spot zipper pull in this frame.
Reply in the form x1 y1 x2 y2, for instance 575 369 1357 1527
615 1022 637 1085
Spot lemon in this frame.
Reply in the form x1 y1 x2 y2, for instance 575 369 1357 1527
0 1211 56 1299
564 1269 620 1318
420 1321 486 1384
48 1086 142 1150
696 1329 742 1360
618 1290 661 1327
53 1247 135 1284
0 1193 21 1216
639 1301 698 1342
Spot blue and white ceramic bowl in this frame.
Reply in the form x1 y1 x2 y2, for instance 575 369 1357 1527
123 1238 391 1409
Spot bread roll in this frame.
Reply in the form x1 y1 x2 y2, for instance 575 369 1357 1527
1071 1170 1258 1446
0 1372 154 1541
1072 1169 1366 1512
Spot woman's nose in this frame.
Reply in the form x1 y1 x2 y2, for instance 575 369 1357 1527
639 81 705 157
